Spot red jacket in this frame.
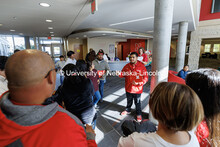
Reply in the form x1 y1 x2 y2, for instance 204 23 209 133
0 93 97 147
119 61 148 94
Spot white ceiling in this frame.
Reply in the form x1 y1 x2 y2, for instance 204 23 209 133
0 0 91 37
74 0 196 36
0 0 196 38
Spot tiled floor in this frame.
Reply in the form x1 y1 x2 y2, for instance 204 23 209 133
95 58 220 146
95 75 151 147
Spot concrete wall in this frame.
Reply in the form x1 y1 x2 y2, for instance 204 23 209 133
87 37 127 60
188 19 220 70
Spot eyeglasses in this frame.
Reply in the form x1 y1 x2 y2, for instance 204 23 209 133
44 68 56 78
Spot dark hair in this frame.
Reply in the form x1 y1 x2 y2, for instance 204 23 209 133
67 51 75 57
185 68 220 145
87 61 93 71
130 52 138 57
76 60 87 72
59 55 64 58
62 63 86 85
184 65 189 67
186 68 220 118
14 49 20 53
0 56 8 71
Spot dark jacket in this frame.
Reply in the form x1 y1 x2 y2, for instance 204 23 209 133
54 76 94 122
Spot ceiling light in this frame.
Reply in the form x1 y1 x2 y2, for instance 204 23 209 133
0 24 3 26
46 19 53 22
83 35 87 37
51 34 54 36
147 30 153 33
19 33 23 35
102 34 106 35
76 37 79 39
39 3 50 7
109 16 154 26
50 32 54 33
48 27 53 29
10 30 15 32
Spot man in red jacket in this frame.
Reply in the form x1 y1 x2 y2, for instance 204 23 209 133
0 50 97 147
118 52 148 122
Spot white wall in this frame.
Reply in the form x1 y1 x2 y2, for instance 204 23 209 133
87 37 127 60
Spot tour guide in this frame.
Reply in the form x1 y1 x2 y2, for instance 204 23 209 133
118 52 148 122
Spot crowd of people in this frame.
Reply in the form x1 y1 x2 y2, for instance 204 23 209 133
0 47 219 147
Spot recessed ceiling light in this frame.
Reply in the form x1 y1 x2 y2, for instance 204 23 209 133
10 30 15 32
50 32 54 33
19 33 23 35
48 27 53 29
0 24 3 26
46 19 53 22
102 34 106 35
83 35 87 37
39 3 50 7
76 37 79 39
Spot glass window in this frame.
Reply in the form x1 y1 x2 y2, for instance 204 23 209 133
213 44 220 52
45 47 51 55
54 46 61 55
0 35 14 56
204 44 211 52
14 36 25 50
29 37 35 49
211 0 220 13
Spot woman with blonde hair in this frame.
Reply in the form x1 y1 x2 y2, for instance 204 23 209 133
186 68 220 147
118 82 204 147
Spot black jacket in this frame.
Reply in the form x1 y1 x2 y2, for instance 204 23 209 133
54 76 94 119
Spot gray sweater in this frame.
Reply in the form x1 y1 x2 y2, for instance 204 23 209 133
93 59 110 80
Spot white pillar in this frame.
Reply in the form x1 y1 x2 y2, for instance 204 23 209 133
149 0 174 125
175 22 188 72
150 0 174 91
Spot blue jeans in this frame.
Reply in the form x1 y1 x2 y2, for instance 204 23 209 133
93 91 101 105
60 75 64 84
99 80 106 100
